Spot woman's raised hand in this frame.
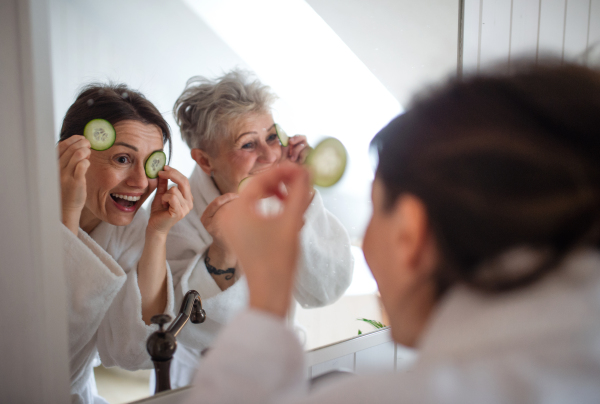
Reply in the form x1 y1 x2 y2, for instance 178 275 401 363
148 166 194 235
220 162 312 317
201 193 239 252
58 135 91 235
285 135 312 164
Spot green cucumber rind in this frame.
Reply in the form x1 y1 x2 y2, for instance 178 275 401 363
83 119 116 151
145 151 166 179
305 137 347 187
238 176 251 193
275 123 289 147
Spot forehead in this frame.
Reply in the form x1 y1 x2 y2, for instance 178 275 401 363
113 120 163 149
229 112 274 136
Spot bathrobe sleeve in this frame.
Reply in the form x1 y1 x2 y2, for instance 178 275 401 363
293 191 353 308
61 224 126 386
95 210 176 370
183 310 307 404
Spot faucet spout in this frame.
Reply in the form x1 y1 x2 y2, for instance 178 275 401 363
167 290 206 337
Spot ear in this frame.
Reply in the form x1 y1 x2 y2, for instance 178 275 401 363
191 148 213 176
391 195 435 276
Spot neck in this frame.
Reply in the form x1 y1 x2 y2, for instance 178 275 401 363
79 206 102 234
390 278 437 348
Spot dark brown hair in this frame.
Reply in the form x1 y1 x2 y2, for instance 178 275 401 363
59 83 172 160
371 62 600 293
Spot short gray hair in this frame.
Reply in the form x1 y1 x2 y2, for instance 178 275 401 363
173 69 277 155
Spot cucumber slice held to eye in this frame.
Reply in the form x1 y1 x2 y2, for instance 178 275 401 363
305 137 347 187
274 123 289 147
238 176 252 193
145 151 166 179
83 119 116 151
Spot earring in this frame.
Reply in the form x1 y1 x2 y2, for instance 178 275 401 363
210 171 214 178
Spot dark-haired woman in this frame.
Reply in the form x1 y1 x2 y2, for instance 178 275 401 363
58 84 193 403
180 63 600 404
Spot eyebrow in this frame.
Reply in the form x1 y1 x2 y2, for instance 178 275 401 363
235 124 276 142
113 142 138 152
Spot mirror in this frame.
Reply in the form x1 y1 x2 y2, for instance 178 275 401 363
48 0 459 401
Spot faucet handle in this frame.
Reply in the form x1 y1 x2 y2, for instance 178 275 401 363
151 314 172 331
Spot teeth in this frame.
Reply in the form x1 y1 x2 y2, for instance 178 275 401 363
112 194 141 202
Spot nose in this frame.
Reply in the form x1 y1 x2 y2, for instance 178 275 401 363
127 162 149 190
258 143 278 165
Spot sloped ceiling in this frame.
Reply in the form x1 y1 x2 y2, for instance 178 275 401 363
305 0 460 105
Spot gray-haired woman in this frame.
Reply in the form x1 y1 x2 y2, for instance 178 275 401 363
164 70 354 387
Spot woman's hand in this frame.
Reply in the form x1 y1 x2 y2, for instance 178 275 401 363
201 193 239 252
220 162 312 317
147 166 194 236
57 135 91 235
201 193 240 290
284 135 312 164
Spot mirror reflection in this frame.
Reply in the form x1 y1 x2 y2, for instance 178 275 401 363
49 0 459 402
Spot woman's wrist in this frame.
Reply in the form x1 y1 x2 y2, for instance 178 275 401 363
145 227 169 245
248 280 292 318
207 243 237 268
62 208 81 235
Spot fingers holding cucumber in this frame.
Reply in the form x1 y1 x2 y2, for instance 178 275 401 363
286 135 311 164
57 135 91 234
148 166 194 235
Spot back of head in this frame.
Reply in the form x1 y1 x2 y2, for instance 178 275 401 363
173 69 277 156
372 62 600 293
60 83 172 159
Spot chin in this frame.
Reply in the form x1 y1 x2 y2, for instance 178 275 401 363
105 212 136 227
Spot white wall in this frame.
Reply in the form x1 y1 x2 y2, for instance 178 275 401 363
463 0 600 73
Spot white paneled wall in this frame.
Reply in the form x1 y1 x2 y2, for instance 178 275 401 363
463 0 600 73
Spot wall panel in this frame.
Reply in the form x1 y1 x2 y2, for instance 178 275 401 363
588 0 600 64
510 0 541 61
564 0 590 60
463 0 598 72
538 0 567 57
480 0 513 70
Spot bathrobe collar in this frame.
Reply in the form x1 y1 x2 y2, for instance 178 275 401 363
190 165 221 219
417 248 600 362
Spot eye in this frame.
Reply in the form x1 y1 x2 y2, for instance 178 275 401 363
267 133 278 143
115 155 131 164
241 142 255 150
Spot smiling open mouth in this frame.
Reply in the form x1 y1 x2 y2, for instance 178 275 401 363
110 193 141 209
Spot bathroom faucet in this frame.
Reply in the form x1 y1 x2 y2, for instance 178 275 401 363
147 290 206 394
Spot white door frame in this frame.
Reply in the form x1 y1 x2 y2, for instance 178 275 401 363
0 0 69 402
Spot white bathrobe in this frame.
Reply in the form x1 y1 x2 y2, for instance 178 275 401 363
166 166 353 388
62 208 175 404
184 249 600 404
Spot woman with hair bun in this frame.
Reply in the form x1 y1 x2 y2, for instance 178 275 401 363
165 70 353 387
58 84 193 403
181 63 600 403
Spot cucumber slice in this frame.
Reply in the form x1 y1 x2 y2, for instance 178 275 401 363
274 123 289 147
83 119 116 151
145 151 166 179
305 137 347 187
238 176 252 193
